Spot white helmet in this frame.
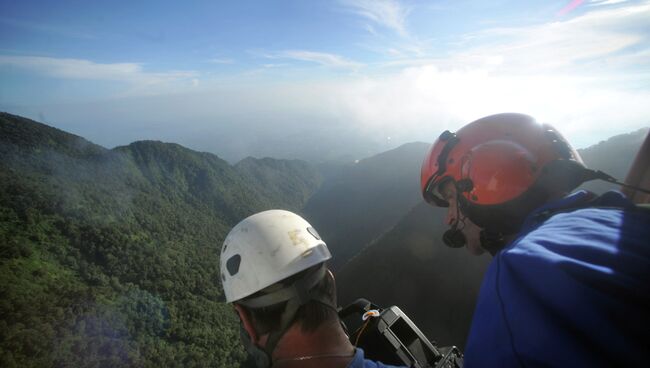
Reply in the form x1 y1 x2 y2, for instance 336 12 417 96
220 209 332 303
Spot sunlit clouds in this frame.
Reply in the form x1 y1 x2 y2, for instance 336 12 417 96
263 50 364 70
0 55 199 97
1 0 649 160
338 0 410 37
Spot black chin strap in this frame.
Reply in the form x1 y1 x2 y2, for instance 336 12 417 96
441 189 510 254
582 168 650 195
443 226 508 256
441 165 650 256
238 264 336 366
442 224 466 248
240 324 271 368
479 230 506 256
442 191 468 248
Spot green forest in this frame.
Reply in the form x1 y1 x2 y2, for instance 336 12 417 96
2 111 647 367
0 112 321 367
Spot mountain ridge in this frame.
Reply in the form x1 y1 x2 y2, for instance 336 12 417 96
335 126 648 349
1 111 647 366
0 112 322 367
303 141 430 270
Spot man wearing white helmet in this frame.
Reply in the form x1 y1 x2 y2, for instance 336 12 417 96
220 210 405 368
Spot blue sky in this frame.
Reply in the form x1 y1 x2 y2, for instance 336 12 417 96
1 0 649 161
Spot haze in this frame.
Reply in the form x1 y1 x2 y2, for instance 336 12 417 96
1 0 649 162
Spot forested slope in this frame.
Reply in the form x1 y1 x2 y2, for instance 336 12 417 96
336 127 648 349
303 142 430 270
0 112 321 367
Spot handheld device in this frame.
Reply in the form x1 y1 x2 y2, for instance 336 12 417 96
339 299 463 368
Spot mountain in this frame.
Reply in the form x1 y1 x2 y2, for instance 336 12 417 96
577 127 649 194
234 157 322 212
334 127 648 349
337 202 490 348
303 142 431 270
2 110 647 366
0 112 321 367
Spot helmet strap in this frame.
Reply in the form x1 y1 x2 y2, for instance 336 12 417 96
479 230 506 256
442 200 467 248
442 225 467 248
240 324 272 368
442 191 469 248
239 264 335 365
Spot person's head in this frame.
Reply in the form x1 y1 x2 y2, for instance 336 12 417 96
220 210 337 366
421 113 588 255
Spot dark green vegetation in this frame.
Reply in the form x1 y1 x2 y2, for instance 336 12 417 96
338 202 490 348
0 113 321 367
303 142 492 348
303 142 430 271
2 110 646 365
332 127 648 349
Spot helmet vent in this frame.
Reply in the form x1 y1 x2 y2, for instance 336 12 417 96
545 129 572 159
307 227 321 240
226 254 242 276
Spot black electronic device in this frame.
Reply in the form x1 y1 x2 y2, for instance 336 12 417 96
339 299 463 368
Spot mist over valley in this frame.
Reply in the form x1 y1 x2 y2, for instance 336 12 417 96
1 111 646 366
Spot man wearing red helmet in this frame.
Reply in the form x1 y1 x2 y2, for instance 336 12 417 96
421 113 650 367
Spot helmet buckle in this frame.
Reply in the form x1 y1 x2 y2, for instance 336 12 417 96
456 179 473 193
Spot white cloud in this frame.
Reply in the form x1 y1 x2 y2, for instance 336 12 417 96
207 58 234 64
426 1 650 75
589 0 629 6
339 0 410 36
322 2 650 147
267 50 364 69
0 55 199 97
263 63 288 68
329 65 650 148
5 2 649 158
0 55 197 83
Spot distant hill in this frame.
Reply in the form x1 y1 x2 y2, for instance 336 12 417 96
2 110 647 365
578 127 649 194
337 202 490 348
0 112 321 367
303 142 430 270
333 127 648 349
235 156 322 212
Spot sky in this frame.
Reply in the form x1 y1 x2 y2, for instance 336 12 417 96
1 0 649 162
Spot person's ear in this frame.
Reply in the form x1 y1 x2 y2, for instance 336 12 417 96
234 304 259 343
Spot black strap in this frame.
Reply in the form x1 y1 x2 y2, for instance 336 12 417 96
530 195 650 227
585 169 650 195
238 263 335 360
238 265 327 309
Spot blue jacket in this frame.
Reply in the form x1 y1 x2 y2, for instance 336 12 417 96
465 191 650 367
347 349 407 368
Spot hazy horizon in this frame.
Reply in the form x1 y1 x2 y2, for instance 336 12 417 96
2 0 650 162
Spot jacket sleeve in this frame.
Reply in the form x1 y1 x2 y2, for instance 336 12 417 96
464 207 650 368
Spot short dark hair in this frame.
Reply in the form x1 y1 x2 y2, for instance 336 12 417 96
240 264 338 335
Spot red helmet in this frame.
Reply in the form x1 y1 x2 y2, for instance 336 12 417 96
421 113 586 234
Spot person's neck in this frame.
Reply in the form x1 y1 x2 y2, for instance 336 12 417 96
270 319 355 368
